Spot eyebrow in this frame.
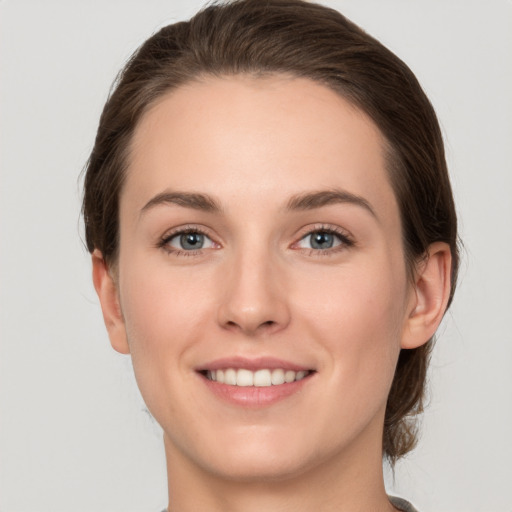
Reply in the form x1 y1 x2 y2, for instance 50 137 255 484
140 191 222 216
286 189 377 218
139 188 376 219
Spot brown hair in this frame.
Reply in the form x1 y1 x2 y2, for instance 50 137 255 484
83 0 459 464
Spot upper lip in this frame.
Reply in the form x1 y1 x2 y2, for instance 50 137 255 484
196 356 313 372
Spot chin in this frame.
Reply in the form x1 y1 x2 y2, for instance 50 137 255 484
202 450 319 484
176 424 341 484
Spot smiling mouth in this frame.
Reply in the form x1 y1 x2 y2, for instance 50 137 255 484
202 368 314 387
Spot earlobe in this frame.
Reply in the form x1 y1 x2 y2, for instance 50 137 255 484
91 250 130 354
401 242 452 349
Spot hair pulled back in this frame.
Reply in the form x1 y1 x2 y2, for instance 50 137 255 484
83 0 459 464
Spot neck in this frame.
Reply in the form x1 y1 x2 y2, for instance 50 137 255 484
163 419 397 512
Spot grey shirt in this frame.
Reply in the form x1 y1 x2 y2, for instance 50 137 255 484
162 497 418 512
390 495 419 512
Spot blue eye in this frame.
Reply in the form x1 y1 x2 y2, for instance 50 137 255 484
309 232 336 250
179 232 204 250
165 231 215 251
296 229 350 251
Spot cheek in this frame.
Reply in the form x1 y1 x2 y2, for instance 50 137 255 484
117 254 215 383
294 258 407 380
120 261 212 349
117 259 216 422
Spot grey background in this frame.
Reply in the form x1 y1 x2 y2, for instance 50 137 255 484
1 1 511 510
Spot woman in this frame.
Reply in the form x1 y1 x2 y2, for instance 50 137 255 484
83 1 459 510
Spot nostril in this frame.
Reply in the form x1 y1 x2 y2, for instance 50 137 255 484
223 318 277 334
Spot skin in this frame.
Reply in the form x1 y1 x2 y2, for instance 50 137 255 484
93 75 451 512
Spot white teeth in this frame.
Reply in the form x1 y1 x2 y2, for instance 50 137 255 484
295 370 307 381
284 370 296 383
254 369 272 387
271 368 285 385
224 368 237 385
236 369 253 387
206 368 310 387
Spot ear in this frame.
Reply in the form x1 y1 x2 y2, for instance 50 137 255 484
91 249 130 354
401 242 452 349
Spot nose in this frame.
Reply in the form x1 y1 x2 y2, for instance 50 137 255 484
217 249 291 336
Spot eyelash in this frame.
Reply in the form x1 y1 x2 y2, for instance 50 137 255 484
293 224 355 257
158 225 216 257
157 224 355 257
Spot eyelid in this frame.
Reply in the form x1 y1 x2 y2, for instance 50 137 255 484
291 223 355 252
156 223 354 256
157 224 221 254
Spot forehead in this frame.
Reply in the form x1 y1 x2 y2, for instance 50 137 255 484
124 74 397 220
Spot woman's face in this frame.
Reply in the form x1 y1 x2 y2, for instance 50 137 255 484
113 75 415 480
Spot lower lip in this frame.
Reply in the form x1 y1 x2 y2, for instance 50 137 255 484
200 374 312 407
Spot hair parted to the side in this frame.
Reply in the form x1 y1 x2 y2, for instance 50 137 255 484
82 0 459 464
